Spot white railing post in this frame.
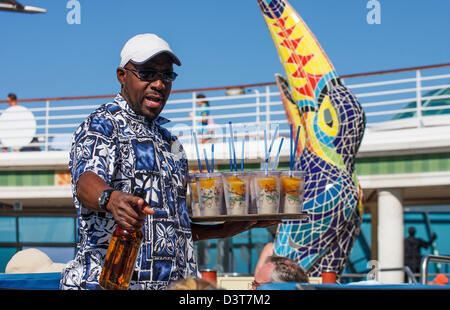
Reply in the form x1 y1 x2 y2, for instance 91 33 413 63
192 91 197 135
265 85 271 135
252 89 261 141
416 70 423 128
45 100 50 151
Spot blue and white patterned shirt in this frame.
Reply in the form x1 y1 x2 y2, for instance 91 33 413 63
60 94 198 290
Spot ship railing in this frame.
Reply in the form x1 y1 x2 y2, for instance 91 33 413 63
0 63 449 153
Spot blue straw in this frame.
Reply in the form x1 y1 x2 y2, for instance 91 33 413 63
192 131 202 173
293 125 301 161
272 137 284 170
203 148 210 173
229 122 237 172
290 124 293 170
264 129 268 161
267 126 279 156
240 138 245 171
228 138 233 172
211 144 214 173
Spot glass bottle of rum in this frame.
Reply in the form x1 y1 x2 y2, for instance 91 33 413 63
99 188 145 290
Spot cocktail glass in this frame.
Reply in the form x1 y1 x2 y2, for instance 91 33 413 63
280 170 305 213
188 173 201 217
249 170 281 214
195 172 225 216
222 171 250 215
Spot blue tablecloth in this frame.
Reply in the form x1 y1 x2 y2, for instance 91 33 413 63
0 272 61 290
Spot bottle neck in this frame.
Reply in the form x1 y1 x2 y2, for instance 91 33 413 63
113 226 143 238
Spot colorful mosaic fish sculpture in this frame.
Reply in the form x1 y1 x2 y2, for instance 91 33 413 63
257 0 366 277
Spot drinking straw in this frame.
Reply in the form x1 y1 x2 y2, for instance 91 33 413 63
293 125 301 162
240 138 245 171
264 126 279 171
290 125 301 177
228 138 233 172
192 131 202 173
268 126 279 157
203 148 210 173
264 129 268 161
211 144 214 173
290 124 293 171
229 122 237 172
272 137 284 170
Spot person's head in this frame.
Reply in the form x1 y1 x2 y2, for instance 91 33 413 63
251 255 308 289
408 226 416 237
168 277 218 290
196 93 209 107
7 93 17 106
116 34 181 121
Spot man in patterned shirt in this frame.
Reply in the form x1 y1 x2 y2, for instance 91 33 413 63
60 34 275 290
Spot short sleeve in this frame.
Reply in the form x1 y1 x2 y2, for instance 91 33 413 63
69 113 118 190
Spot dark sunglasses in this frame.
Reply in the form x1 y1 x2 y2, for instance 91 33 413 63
124 68 178 82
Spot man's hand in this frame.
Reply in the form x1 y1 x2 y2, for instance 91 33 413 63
107 191 154 232
76 172 154 232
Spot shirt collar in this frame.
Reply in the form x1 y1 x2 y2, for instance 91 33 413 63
114 93 170 126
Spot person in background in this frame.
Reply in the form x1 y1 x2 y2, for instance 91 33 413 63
6 93 18 107
2 93 20 152
254 242 274 277
251 255 309 290
404 226 437 275
167 277 220 290
196 93 214 143
20 137 41 152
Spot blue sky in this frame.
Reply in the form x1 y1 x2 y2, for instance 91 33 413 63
0 0 449 100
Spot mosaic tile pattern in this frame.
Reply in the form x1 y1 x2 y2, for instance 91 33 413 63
257 0 366 277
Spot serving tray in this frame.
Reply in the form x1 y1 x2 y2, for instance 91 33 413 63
190 213 307 223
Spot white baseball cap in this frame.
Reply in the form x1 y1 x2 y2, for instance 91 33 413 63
5 248 67 274
119 33 181 68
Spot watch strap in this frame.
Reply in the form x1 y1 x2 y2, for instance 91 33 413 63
98 188 115 212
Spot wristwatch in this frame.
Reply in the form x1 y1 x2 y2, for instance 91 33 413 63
98 188 116 212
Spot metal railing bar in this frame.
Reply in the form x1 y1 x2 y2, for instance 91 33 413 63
347 75 450 90
420 254 450 284
354 87 418 98
421 94 450 102
18 105 98 113
1 63 449 105
361 97 417 108
346 77 418 89
340 63 450 79
420 84 450 92
32 114 88 121
45 123 80 129
42 105 98 112
365 108 418 117
377 267 418 284
201 112 263 120
422 105 450 112
183 102 260 112
420 73 450 81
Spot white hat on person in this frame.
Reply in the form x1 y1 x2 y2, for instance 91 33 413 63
5 248 67 274
119 33 181 67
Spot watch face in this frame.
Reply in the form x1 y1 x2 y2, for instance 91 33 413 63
99 189 112 210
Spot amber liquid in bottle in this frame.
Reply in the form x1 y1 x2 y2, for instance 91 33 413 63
99 226 143 290
99 188 146 290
